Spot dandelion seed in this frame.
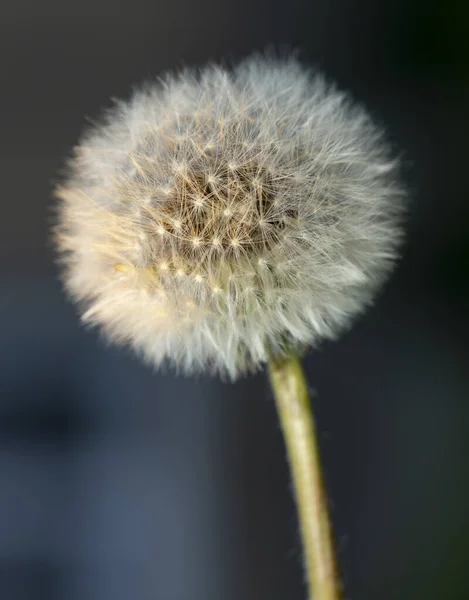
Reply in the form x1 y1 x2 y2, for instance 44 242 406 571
53 54 406 379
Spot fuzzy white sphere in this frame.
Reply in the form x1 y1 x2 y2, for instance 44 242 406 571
54 55 405 379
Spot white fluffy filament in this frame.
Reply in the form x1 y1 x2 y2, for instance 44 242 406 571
54 55 406 379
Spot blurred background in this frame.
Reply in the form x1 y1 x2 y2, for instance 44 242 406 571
0 1 468 599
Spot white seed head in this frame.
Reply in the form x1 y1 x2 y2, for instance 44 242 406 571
54 55 406 379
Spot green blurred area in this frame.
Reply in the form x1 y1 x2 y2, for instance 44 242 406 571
390 3 469 76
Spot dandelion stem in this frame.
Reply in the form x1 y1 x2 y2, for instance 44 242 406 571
268 352 342 600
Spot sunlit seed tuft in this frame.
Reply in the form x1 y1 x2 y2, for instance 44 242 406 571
53 54 406 379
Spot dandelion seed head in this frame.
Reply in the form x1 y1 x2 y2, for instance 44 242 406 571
54 54 406 379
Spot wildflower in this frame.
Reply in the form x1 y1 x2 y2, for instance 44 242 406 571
54 55 405 378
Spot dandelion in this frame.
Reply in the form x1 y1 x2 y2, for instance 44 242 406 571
54 55 404 380
53 54 406 600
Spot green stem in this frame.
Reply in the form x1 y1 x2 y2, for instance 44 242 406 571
268 353 342 600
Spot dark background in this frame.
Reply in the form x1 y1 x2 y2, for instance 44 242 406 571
1 1 468 599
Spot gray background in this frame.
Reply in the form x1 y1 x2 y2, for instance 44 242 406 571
0 1 468 599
